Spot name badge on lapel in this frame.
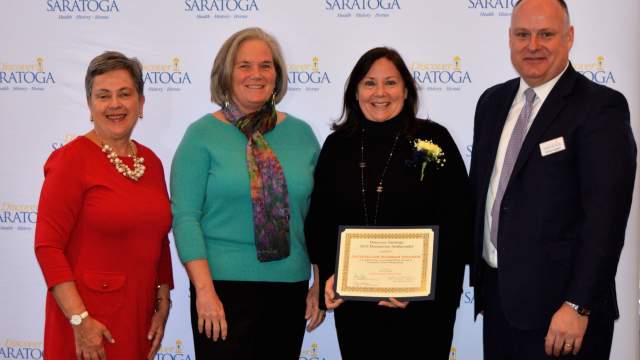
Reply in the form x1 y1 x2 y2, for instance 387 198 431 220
539 137 566 157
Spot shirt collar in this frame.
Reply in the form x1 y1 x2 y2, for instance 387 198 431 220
516 62 569 104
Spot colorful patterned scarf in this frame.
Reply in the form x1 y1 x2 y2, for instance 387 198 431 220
221 98 291 262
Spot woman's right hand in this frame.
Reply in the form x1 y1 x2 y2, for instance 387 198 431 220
324 275 345 309
196 288 227 341
72 316 114 360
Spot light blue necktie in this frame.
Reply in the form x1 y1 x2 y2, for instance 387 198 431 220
490 88 537 248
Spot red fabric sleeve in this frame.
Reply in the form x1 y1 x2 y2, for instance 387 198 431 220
157 235 175 289
34 145 86 289
155 158 174 289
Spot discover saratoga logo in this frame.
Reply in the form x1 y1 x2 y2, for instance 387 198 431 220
411 56 473 92
574 56 617 85
324 0 402 18
183 0 260 20
154 339 193 360
299 342 326 360
0 58 55 92
143 57 193 93
466 0 516 17
0 339 43 359
287 56 332 93
46 0 120 20
0 202 38 231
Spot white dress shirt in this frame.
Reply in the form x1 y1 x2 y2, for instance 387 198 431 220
483 64 569 268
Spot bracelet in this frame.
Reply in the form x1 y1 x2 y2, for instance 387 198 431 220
156 297 173 309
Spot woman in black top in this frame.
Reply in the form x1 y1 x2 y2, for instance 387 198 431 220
305 47 471 359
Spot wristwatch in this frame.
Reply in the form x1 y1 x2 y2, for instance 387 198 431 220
564 301 591 316
69 311 89 326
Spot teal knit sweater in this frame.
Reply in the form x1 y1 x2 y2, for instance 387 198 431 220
170 113 319 282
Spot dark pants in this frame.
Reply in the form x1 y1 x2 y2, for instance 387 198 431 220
190 280 308 360
482 264 614 360
334 300 457 360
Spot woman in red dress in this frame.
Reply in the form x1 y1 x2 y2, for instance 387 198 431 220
34 51 174 360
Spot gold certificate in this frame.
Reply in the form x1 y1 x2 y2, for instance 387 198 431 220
335 226 438 301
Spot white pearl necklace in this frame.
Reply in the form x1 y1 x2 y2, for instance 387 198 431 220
101 142 146 181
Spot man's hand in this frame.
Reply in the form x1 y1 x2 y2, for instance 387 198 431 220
544 303 589 357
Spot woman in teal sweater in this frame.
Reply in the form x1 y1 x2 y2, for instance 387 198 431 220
170 27 324 359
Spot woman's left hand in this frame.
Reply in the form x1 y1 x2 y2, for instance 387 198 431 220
305 265 326 331
147 287 171 360
378 297 409 309
147 307 169 360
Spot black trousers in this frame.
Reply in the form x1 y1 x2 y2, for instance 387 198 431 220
482 264 614 360
189 280 308 360
334 300 457 359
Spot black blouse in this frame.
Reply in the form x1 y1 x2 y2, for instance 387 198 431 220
305 114 472 308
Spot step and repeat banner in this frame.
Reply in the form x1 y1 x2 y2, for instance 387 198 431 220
1 1 638 359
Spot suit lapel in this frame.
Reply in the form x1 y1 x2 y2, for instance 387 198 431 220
511 65 578 176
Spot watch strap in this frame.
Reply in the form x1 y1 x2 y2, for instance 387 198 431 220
564 301 591 316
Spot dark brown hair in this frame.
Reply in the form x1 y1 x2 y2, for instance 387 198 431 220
332 47 419 135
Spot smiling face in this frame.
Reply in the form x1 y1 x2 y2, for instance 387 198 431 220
89 69 144 142
230 39 277 114
509 0 573 87
356 57 407 122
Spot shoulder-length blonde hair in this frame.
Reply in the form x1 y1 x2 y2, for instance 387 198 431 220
210 27 288 106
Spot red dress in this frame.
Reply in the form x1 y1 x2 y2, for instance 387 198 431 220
35 136 174 359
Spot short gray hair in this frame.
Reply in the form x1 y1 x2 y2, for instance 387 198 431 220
85 51 144 103
210 27 288 106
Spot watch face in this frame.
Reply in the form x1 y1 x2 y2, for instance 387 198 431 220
577 308 590 316
70 315 81 325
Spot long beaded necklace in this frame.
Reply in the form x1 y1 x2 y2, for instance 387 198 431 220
360 126 400 225
98 136 146 181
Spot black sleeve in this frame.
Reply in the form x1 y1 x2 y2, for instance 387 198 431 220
432 125 473 307
305 134 340 309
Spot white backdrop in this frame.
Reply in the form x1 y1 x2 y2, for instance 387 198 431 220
1 1 638 359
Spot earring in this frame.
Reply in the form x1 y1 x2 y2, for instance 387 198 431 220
271 91 276 104
355 93 359 101
139 112 144 119
404 92 408 99
223 94 230 108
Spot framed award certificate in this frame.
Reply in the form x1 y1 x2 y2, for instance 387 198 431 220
334 226 438 301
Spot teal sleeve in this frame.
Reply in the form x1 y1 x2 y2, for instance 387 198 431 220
298 118 321 165
170 122 210 263
308 125 321 166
